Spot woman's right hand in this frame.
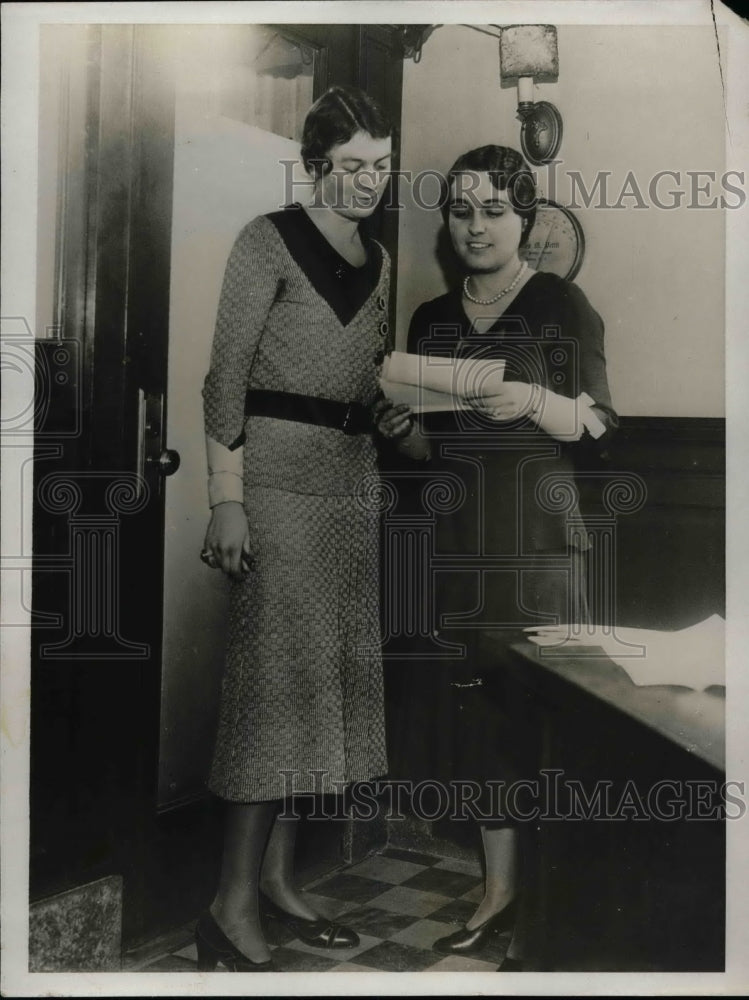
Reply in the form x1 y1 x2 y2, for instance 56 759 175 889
203 501 252 580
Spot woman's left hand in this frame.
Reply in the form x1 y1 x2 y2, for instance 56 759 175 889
372 398 415 440
470 382 539 421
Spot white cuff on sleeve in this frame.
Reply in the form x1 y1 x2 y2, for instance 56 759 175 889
206 434 243 476
531 388 607 441
206 433 244 507
578 392 607 440
208 472 244 508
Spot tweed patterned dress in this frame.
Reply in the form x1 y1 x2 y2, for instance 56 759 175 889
203 207 390 802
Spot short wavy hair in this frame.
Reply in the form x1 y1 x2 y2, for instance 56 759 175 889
301 85 395 179
440 145 538 247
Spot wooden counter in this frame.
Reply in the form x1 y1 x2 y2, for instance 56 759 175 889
476 633 726 971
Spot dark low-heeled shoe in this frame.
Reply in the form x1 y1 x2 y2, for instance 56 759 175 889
259 891 359 949
433 899 517 956
195 910 275 972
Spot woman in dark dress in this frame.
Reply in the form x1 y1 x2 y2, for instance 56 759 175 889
198 86 418 971
378 145 618 966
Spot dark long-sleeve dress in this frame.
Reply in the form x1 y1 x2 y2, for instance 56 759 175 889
385 271 618 817
203 204 390 802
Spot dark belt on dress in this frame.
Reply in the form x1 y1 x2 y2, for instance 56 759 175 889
244 389 373 435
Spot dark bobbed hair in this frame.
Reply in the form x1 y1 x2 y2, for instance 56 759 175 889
301 85 395 179
440 145 537 247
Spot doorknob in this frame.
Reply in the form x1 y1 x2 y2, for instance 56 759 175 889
137 389 180 494
148 449 181 476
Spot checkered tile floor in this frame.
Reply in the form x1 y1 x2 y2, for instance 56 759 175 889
124 848 509 973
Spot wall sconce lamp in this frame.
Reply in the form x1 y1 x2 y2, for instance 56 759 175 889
499 24 562 165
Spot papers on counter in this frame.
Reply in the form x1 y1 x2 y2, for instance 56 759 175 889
523 614 725 691
380 350 506 413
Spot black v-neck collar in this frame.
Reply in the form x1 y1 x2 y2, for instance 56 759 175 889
267 204 382 327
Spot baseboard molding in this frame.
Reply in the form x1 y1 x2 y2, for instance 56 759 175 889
386 812 481 865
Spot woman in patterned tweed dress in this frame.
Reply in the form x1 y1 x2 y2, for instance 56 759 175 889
195 87 426 971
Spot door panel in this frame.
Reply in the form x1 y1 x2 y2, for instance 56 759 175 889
159 45 313 808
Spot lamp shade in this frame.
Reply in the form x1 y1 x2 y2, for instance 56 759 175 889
499 25 558 82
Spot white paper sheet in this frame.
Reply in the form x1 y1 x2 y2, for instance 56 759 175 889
380 350 506 413
523 614 725 691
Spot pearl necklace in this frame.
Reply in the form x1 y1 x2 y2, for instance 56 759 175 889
463 262 527 306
